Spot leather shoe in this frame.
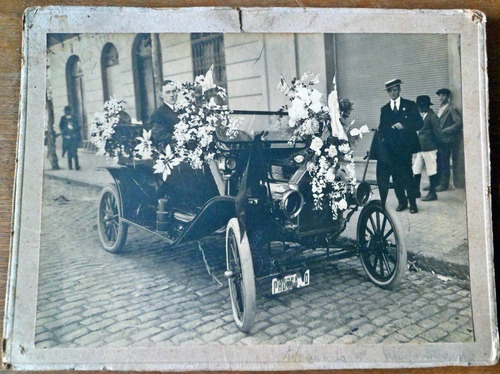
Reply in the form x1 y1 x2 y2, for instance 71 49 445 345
421 192 437 201
396 202 408 212
435 185 448 192
409 205 418 214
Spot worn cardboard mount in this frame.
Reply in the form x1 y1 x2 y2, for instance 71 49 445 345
4 6 497 370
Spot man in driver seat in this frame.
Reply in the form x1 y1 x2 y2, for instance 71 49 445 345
151 80 180 147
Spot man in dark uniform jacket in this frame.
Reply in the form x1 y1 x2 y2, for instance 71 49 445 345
60 106 81 170
150 80 180 148
377 79 423 213
59 106 74 158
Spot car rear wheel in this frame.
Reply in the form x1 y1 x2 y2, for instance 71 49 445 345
357 200 407 289
225 218 256 332
98 184 128 253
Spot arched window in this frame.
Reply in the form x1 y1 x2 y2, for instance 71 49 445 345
101 43 119 102
65 55 86 140
191 33 228 93
132 34 157 123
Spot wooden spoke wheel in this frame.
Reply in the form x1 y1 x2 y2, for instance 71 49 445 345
97 185 128 253
357 200 407 289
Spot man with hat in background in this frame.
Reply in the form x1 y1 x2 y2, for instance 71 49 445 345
413 95 441 201
376 79 423 213
434 88 464 191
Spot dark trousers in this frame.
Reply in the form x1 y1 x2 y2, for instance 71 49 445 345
438 140 465 189
377 155 417 207
67 145 79 170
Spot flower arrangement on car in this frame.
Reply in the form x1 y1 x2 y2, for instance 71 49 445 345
277 72 369 218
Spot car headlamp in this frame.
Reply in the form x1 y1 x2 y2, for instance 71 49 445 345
280 189 304 219
354 182 372 206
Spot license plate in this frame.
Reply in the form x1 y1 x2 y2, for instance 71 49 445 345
271 270 310 295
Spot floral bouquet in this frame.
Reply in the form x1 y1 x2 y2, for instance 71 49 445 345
89 97 134 158
172 73 239 170
278 72 369 219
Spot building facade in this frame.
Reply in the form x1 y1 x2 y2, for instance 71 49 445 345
47 32 462 156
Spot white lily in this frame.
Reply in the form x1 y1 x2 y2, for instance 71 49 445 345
134 129 153 160
153 145 182 181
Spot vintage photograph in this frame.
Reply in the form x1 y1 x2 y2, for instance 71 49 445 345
37 31 472 347
5 7 495 370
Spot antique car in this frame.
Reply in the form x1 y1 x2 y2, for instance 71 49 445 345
96 111 407 333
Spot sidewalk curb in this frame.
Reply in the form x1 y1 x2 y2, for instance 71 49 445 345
335 237 469 282
44 173 105 191
407 252 470 282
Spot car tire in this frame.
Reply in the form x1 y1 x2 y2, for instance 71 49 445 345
97 184 128 253
357 200 407 289
225 218 256 332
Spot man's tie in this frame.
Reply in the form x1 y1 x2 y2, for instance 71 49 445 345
393 101 398 113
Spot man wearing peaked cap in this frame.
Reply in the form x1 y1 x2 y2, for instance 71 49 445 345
375 79 423 213
434 88 464 190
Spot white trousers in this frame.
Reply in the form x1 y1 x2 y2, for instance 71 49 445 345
412 150 438 176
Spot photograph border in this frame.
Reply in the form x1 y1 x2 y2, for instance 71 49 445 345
4 6 497 370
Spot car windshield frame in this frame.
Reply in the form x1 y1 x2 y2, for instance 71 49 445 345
216 109 306 147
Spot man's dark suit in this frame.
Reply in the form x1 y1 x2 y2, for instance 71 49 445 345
377 98 423 207
150 103 179 148
435 104 463 189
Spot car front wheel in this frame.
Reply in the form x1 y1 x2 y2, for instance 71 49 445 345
225 218 256 333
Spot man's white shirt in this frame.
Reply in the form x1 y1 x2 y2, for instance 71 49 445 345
391 97 401 111
165 102 176 112
437 103 449 118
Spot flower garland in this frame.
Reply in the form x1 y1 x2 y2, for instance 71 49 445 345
278 72 369 219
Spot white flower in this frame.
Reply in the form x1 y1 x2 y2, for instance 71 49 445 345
338 143 351 154
326 145 338 158
153 145 181 181
135 129 153 160
300 71 313 82
294 155 305 163
325 167 336 183
296 87 310 103
289 98 308 121
360 124 370 134
309 89 323 113
337 198 348 211
310 137 324 155
307 162 317 173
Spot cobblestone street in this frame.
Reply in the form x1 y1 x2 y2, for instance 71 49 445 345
36 177 474 348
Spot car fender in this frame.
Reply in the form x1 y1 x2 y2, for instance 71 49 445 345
96 165 158 220
175 196 237 245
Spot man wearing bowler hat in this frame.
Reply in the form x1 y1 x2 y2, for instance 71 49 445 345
376 79 422 213
434 88 463 191
413 95 441 201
